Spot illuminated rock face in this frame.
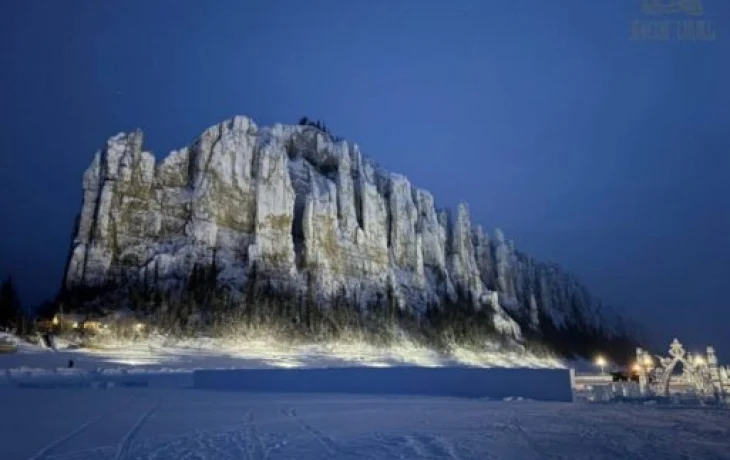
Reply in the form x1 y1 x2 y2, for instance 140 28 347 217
64 116 627 340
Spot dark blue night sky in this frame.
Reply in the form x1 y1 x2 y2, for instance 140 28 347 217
1 1 728 356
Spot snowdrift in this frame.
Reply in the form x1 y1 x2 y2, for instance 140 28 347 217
193 366 575 402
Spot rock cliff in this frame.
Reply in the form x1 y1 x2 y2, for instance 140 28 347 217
64 116 629 343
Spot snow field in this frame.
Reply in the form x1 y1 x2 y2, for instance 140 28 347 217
2 388 729 460
2 334 729 459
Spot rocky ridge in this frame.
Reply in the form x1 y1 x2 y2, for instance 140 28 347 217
64 116 629 344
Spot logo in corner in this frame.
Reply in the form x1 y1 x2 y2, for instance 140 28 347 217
640 0 704 16
631 0 716 41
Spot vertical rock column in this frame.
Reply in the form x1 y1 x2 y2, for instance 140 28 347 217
448 203 484 304
248 130 296 276
65 131 154 287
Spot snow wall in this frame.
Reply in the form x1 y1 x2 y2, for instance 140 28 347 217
193 367 574 402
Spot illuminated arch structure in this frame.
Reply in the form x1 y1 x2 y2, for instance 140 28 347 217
637 339 727 400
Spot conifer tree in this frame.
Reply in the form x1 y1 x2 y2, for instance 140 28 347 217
0 276 22 332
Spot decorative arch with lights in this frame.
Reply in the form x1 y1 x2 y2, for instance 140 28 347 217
640 339 716 397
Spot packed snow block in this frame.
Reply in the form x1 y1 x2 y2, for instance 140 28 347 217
193 367 573 402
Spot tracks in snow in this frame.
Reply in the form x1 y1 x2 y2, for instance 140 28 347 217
241 410 266 460
280 407 463 459
282 407 342 455
113 400 159 460
28 406 123 460
405 433 462 460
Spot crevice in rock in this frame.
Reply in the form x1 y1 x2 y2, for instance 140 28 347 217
291 190 307 272
285 136 297 160
351 161 364 230
318 159 339 181
186 140 199 187
202 125 223 184
354 183 364 230
414 191 425 235
439 208 452 256
384 185 393 249
249 141 261 232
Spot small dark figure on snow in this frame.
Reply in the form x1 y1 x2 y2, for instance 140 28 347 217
68 359 74 368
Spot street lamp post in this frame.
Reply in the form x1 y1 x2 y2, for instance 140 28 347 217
596 356 607 376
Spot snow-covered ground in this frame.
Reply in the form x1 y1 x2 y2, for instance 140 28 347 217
2 387 729 460
3 335 729 459
0 333 564 375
